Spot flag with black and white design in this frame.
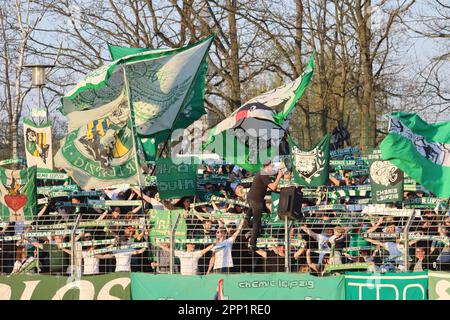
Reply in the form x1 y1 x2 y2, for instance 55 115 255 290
368 149 403 204
289 134 330 187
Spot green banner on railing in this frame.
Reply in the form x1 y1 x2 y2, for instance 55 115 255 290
345 272 428 300
0 273 131 300
130 273 345 300
428 271 450 300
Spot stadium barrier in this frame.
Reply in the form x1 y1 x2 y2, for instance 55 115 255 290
0 271 448 300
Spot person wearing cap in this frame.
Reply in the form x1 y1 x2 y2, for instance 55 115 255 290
245 159 284 252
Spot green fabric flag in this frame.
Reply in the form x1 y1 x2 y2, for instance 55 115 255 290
108 40 211 161
108 44 150 60
274 54 315 123
56 37 213 188
380 112 450 197
155 158 197 200
368 149 403 203
428 271 450 300
289 134 330 187
54 115 140 190
0 166 37 221
148 209 187 245
204 130 276 172
140 137 157 162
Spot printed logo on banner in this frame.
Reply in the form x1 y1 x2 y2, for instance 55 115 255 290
291 145 325 183
25 128 50 164
368 149 404 203
345 272 428 300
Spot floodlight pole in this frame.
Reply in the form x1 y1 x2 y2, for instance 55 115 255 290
122 65 149 243
24 64 54 124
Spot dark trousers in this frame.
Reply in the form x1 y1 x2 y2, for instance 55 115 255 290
246 199 265 247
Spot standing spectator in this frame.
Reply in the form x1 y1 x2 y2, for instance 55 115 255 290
409 247 432 272
207 219 244 274
25 235 70 275
156 241 214 275
97 246 147 272
0 222 15 274
255 244 286 272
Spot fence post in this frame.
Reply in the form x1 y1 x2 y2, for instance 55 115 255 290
169 211 181 274
284 218 292 272
403 209 416 271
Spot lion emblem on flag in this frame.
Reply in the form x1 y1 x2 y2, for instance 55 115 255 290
370 160 402 186
292 146 325 183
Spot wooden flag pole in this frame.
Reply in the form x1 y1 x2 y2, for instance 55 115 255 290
122 65 148 225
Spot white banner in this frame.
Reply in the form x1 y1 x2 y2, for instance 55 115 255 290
23 119 53 170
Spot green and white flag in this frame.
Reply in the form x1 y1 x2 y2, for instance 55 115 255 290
204 55 314 172
107 43 210 147
60 36 213 136
368 149 403 203
56 37 213 189
155 158 197 200
0 166 37 221
23 118 53 170
380 112 450 197
289 134 330 187
54 113 140 190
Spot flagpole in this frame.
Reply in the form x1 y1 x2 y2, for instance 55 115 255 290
122 65 148 229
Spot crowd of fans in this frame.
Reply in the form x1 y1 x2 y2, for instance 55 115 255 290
0 161 449 277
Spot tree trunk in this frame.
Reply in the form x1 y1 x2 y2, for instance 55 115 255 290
226 0 241 111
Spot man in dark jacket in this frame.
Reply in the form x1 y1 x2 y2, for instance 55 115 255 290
245 160 283 252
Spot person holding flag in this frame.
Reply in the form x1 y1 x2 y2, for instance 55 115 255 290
245 160 284 252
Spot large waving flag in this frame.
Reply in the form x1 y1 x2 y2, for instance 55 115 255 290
204 56 314 172
106 41 211 160
380 112 450 197
55 36 213 189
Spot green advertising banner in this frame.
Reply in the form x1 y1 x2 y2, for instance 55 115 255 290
0 273 130 300
156 158 197 200
345 272 428 300
130 273 345 300
368 149 403 203
428 271 450 300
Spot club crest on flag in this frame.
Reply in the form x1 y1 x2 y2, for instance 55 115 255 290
0 166 37 221
4 174 27 212
23 118 54 170
25 128 50 164
78 118 131 169
291 146 325 183
369 160 402 187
